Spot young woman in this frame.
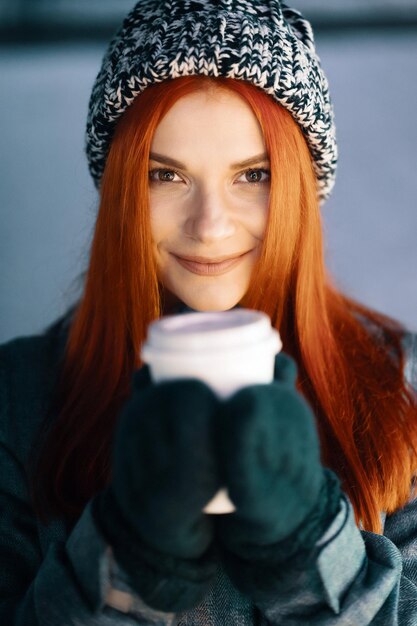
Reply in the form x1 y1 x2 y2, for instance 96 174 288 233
1 1 417 624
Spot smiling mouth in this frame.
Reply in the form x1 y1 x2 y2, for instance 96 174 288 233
172 251 250 276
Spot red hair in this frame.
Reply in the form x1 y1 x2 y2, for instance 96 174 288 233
31 76 417 533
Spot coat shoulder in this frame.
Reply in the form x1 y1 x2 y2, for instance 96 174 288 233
0 314 71 463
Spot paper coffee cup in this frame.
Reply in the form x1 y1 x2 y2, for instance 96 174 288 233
140 308 282 513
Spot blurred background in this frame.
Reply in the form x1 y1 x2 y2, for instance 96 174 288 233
1 0 417 343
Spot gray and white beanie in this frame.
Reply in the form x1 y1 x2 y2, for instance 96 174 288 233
86 0 337 203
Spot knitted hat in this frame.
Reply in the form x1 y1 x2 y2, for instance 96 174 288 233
86 0 337 203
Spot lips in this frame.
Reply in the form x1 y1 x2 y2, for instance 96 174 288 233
172 251 249 276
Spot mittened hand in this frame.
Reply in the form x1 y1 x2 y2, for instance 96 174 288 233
112 367 221 559
92 366 222 611
215 352 341 559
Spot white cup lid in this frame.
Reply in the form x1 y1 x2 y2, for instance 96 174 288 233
143 309 278 353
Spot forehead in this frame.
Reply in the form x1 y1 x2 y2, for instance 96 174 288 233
150 88 266 159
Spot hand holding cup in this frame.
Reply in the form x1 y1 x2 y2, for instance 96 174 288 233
92 366 221 611
141 308 282 513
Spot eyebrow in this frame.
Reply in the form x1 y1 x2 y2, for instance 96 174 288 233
149 151 270 170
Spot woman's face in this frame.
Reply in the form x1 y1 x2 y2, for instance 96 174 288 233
149 88 270 312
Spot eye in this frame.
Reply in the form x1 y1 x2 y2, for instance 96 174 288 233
238 168 271 185
148 168 183 184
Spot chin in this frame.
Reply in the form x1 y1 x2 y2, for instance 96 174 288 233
180 294 242 312
162 275 248 313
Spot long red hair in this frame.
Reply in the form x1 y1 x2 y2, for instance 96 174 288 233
31 76 417 533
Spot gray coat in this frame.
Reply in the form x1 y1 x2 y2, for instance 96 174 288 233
1 314 417 625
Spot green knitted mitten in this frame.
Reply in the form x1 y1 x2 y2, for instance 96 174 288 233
93 366 221 612
214 352 342 601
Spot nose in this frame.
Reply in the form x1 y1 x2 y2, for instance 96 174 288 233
184 188 236 243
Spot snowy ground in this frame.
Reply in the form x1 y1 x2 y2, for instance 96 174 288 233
1 31 416 343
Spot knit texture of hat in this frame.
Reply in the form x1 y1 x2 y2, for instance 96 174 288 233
86 0 337 203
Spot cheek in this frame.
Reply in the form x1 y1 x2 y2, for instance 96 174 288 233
149 191 185 238
149 210 162 244
235 188 269 232
256 210 269 239
149 202 174 246
243 203 269 241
